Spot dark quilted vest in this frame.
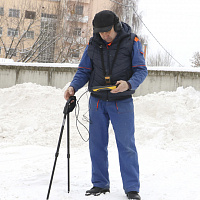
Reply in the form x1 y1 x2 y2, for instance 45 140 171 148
87 28 136 101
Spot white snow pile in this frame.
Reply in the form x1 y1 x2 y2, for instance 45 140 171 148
0 83 200 200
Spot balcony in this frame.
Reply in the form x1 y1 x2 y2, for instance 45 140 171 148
67 0 90 3
66 37 87 45
66 15 88 23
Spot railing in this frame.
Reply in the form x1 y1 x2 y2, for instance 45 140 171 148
66 15 89 23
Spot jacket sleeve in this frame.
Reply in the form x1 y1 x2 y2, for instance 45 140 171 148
70 45 92 92
127 37 148 90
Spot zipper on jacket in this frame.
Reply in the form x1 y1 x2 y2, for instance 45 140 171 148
107 45 111 75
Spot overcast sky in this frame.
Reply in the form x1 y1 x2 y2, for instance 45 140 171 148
138 0 200 67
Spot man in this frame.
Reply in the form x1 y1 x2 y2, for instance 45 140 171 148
64 10 148 200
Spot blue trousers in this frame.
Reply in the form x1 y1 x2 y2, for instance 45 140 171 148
89 96 140 193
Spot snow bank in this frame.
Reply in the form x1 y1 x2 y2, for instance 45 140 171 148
0 83 200 200
0 61 78 68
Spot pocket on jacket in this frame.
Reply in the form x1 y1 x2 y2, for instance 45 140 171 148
116 98 134 114
89 96 99 112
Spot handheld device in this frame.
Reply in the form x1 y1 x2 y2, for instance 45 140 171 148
92 85 117 92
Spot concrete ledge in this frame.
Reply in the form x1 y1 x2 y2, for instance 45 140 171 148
1 63 200 96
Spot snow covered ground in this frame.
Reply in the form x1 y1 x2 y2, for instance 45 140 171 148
0 83 200 200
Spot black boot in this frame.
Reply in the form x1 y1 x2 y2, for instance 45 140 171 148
85 187 110 196
126 191 141 200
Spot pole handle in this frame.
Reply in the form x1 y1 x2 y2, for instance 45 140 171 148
63 96 76 115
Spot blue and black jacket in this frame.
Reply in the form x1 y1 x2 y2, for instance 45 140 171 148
70 22 148 101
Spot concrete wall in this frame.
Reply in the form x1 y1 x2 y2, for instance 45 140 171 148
134 69 200 96
0 64 77 89
0 64 200 96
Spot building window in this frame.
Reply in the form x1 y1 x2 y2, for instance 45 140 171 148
0 27 2 36
24 31 34 39
73 28 81 36
9 9 20 18
75 5 83 15
41 13 57 19
41 21 57 32
38 14 57 63
72 49 80 58
7 48 17 56
7 28 19 37
0 7 4 16
25 11 36 19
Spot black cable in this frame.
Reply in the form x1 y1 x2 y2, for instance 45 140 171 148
110 0 184 67
74 89 90 142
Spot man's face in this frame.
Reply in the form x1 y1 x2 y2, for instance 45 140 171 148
99 27 117 43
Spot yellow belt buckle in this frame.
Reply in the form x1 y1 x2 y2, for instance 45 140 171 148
105 76 111 84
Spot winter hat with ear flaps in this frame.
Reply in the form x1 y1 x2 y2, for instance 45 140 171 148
92 10 118 33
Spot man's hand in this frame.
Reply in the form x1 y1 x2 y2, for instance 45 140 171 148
110 80 129 93
64 86 75 100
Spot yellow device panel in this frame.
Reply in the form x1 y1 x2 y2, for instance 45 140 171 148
92 85 117 92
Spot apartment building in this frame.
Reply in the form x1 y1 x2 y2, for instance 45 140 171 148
0 0 114 63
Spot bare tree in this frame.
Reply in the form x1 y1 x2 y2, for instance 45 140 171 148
190 52 200 67
0 1 58 62
110 0 147 46
55 0 91 63
147 51 174 67
0 0 89 63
